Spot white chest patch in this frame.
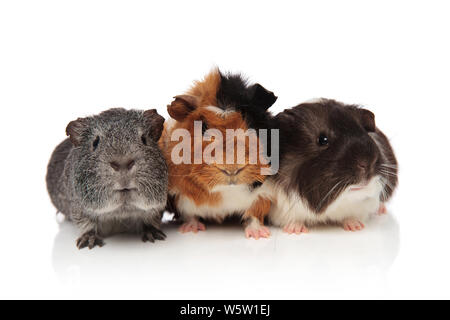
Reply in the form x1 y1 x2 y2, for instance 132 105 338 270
268 176 383 227
176 183 269 222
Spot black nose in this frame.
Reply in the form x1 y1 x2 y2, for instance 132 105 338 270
110 160 135 172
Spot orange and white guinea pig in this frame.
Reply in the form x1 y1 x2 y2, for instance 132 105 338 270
159 69 277 239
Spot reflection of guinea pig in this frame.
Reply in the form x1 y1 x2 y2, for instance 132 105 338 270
160 69 277 239
46 108 168 249
267 99 398 233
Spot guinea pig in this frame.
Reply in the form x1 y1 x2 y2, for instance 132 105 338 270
267 99 398 233
46 108 168 249
160 69 277 239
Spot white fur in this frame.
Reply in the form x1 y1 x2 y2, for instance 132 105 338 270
268 176 383 227
175 183 271 222
164 117 177 132
303 97 326 104
205 105 236 118
246 215 263 229
160 117 177 151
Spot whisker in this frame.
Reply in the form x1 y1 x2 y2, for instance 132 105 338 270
316 181 343 212
379 168 398 175
380 167 398 172
378 178 388 196
379 169 398 175
380 163 398 167
380 164 398 169
379 170 398 177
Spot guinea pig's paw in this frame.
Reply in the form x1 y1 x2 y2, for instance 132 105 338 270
342 218 365 232
282 222 309 235
76 231 104 250
179 219 206 234
377 203 387 215
142 225 167 243
244 225 271 240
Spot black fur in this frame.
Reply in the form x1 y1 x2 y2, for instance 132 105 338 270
249 181 263 191
216 72 276 133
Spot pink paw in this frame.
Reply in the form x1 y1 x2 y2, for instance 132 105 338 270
245 225 271 240
283 222 309 235
342 219 365 231
377 203 387 215
179 220 206 234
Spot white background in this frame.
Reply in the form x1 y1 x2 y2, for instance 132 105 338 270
0 0 449 299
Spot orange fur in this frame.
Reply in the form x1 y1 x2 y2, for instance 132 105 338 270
186 68 221 108
159 69 271 223
245 196 272 223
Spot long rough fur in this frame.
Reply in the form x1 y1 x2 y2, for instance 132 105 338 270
46 108 168 246
160 69 276 225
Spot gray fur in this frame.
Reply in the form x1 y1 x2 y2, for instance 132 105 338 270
46 108 168 249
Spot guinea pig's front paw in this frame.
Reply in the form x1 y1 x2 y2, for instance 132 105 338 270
76 231 104 250
377 203 387 215
244 225 271 240
342 218 365 232
282 222 309 235
142 225 167 243
179 219 206 234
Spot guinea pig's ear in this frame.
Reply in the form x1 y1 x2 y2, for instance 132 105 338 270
274 110 295 129
167 95 200 121
66 117 89 146
248 83 277 111
357 108 376 132
143 109 165 141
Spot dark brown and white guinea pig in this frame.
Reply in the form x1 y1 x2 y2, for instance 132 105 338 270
267 99 398 233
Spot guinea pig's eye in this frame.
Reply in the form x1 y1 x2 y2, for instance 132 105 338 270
141 135 148 146
318 134 329 146
93 136 100 150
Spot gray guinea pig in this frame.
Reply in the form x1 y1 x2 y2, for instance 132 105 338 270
46 108 168 249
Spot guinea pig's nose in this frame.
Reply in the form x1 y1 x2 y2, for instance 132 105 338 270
224 169 235 176
126 160 135 170
110 160 135 172
110 162 120 171
222 167 244 176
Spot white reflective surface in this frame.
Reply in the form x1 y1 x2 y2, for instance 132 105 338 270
1 0 450 299
50 213 400 299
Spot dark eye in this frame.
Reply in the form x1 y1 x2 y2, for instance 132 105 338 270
141 135 147 146
318 134 329 146
93 136 100 150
